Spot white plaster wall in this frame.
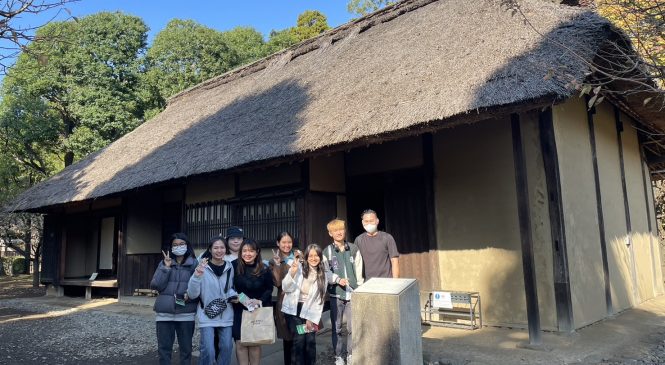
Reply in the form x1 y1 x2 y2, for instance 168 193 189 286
645 174 665 295
433 117 527 327
99 217 115 270
553 98 606 328
593 102 634 311
621 114 658 302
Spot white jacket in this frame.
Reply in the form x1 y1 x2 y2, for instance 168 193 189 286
187 262 237 328
281 265 339 324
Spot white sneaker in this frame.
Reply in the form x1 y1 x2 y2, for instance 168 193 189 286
346 354 352 365
335 356 345 365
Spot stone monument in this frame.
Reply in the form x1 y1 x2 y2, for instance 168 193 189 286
352 278 422 365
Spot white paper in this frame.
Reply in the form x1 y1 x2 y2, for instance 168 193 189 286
431 291 453 309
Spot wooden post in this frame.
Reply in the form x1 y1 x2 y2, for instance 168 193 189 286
511 114 541 344
538 107 574 332
585 102 613 315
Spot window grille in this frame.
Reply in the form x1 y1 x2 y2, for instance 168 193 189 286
184 196 298 249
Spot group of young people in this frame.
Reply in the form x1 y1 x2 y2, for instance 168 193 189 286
150 209 400 365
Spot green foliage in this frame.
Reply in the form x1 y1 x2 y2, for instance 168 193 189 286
347 0 394 16
221 27 268 66
11 257 26 275
0 9 334 210
264 28 301 55
145 19 239 99
265 10 330 55
293 10 330 40
4 12 150 163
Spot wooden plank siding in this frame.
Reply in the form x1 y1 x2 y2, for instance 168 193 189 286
384 168 439 291
119 253 161 296
40 214 62 284
304 192 338 248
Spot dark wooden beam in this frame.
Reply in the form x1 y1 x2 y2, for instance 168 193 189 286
117 198 127 298
422 133 441 289
585 102 613 315
538 107 574 332
511 114 541 344
614 106 640 303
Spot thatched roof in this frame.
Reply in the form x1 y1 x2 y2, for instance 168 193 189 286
8 0 663 212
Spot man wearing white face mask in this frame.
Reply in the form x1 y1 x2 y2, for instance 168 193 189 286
353 209 400 280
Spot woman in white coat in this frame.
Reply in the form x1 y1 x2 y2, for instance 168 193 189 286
282 244 348 365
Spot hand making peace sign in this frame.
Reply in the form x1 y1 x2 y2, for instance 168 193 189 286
195 257 209 277
162 250 173 268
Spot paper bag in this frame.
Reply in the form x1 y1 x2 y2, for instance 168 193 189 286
240 306 276 345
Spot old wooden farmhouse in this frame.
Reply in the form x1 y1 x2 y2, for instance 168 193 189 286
8 0 664 332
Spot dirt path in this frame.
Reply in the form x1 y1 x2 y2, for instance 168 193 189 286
0 275 45 299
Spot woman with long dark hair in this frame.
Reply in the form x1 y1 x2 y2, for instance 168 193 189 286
232 239 274 365
188 236 237 365
150 233 198 365
269 232 298 364
282 244 348 365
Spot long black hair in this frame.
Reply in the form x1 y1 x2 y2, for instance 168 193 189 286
276 231 295 254
237 239 265 276
201 235 229 261
167 232 195 260
302 243 327 304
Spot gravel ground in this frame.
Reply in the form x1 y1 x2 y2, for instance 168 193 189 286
0 296 341 365
0 298 190 365
590 337 665 365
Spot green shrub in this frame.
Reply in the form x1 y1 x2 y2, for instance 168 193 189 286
11 257 25 274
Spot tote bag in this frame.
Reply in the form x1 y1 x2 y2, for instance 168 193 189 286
240 306 276 345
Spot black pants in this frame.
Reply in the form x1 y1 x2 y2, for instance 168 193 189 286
283 339 293 365
286 303 317 365
156 320 194 365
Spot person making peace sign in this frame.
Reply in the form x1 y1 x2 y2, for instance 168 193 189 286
150 233 198 365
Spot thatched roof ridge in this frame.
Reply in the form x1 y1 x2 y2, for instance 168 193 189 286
8 0 660 212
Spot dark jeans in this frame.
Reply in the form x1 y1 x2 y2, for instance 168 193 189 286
329 297 352 357
283 339 293 365
286 303 317 365
156 320 195 365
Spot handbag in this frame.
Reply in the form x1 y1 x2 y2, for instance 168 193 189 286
240 306 276 345
203 298 227 319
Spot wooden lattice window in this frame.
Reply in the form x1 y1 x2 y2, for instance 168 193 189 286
184 196 298 249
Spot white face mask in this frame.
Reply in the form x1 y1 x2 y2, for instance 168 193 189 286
363 224 378 234
172 246 187 256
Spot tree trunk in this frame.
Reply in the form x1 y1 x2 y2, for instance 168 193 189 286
24 216 31 274
32 252 40 287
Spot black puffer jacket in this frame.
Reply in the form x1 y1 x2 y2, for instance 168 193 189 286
150 256 198 314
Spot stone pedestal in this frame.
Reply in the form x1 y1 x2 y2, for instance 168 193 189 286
46 284 64 297
352 278 422 365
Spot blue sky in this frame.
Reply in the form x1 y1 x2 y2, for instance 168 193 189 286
20 0 355 43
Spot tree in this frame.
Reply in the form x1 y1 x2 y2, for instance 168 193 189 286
0 0 78 74
144 19 239 101
264 10 331 55
499 0 664 109
596 0 664 89
6 12 150 165
221 26 267 66
347 0 394 16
